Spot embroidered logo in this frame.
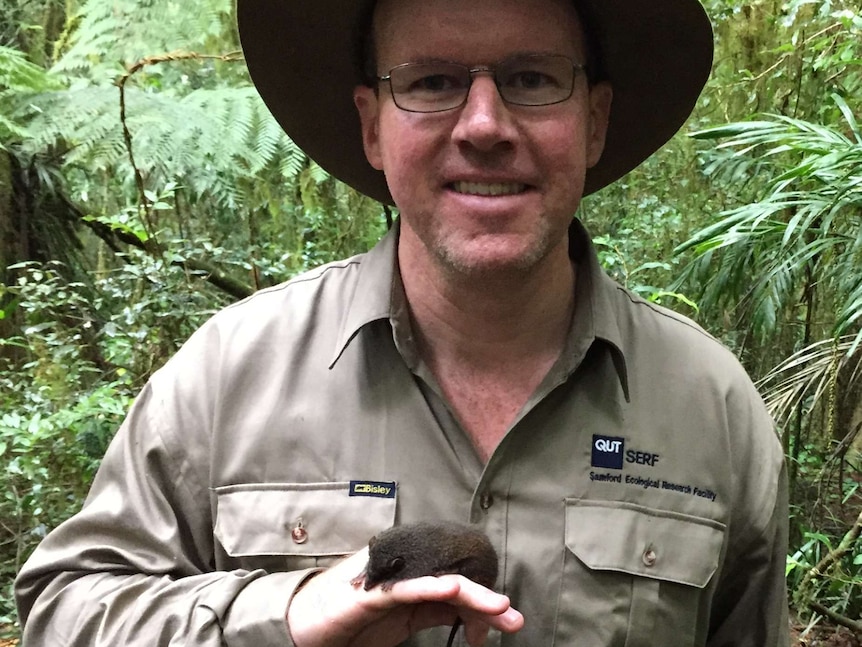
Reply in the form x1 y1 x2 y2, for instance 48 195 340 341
591 435 625 470
349 480 396 498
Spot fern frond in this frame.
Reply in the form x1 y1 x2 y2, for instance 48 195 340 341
0 45 64 142
0 45 58 92
54 0 231 78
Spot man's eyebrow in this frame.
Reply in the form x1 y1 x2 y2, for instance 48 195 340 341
507 49 569 58
396 56 459 65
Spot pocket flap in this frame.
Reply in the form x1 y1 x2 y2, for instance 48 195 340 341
565 499 725 588
214 481 397 557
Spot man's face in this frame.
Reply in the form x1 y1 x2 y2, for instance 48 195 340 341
354 0 612 279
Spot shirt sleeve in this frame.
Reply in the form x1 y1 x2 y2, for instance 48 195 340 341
707 453 790 646
14 368 316 646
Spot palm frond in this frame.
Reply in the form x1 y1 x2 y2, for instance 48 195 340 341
757 336 862 426
678 96 862 352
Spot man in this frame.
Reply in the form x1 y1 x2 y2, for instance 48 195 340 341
16 0 789 645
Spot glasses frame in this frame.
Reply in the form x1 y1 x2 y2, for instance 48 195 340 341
376 54 586 114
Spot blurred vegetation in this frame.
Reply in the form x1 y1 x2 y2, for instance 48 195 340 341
1 0 860 638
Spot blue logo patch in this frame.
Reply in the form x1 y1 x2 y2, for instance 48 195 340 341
349 480 396 498
592 435 625 469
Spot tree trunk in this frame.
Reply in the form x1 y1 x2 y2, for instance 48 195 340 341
0 149 12 285
0 148 22 360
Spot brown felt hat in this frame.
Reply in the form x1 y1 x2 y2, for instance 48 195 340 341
237 0 713 204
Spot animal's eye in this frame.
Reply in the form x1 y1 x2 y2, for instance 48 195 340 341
388 556 406 572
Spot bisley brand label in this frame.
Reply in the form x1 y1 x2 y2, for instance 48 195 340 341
591 434 625 469
349 480 397 498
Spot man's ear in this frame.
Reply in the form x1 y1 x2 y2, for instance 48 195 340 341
586 81 613 169
354 86 384 171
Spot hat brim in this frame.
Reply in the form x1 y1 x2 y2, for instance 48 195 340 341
238 0 713 205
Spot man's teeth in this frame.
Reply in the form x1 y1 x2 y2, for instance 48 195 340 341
451 181 526 196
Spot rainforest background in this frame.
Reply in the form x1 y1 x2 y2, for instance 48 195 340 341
1 0 861 642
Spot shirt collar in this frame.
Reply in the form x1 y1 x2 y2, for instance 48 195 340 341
566 219 631 402
328 224 399 368
329 218 630 401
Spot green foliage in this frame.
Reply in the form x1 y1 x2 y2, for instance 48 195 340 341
5 0 390 306
0 44 58 143
0 252 231 630
54 0 231 80
0 263 126 630
786 526 862 625
23 84 307 209
2 0 862 637
676 95 862 416
592 233 699 313
0 390 130 632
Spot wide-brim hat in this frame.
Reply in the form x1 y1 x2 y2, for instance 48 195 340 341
238 0 713 204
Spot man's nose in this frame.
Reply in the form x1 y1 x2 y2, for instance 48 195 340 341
451 74 518 151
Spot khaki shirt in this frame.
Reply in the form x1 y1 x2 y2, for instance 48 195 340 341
16 220 788 646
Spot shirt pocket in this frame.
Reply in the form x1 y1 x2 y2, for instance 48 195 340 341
213 481 397 572
553 499 725 647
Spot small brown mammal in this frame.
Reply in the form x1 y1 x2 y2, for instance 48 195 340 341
351 521 499 591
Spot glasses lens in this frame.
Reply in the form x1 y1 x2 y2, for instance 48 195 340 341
388 62 470 112
496 55 575 106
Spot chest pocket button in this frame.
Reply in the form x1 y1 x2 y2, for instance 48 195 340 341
642 546 657 567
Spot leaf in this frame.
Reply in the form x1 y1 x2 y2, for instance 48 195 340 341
832 93 862 144
649 291 700 312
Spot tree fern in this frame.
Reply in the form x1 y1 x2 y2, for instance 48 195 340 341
23 84 309 207
54 0 230 78
0 44 60 142
9 0 386 298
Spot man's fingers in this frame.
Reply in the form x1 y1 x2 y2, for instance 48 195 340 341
323 549 518 625
378 575 524 632
287 550 524 647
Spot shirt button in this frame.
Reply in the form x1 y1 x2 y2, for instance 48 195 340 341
642 547 657 567
291 521 308 544
479 493 494 510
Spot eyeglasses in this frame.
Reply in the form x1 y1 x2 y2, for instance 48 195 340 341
376 54 585 113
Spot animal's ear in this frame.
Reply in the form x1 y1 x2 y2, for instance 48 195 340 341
369 535 377 548
388 556 406 572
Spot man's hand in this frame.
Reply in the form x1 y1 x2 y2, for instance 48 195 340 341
286 548 524 647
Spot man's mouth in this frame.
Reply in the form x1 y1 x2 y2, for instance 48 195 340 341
450 181 528 196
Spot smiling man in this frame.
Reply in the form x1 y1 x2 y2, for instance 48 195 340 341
351 0 613 465
355 0 611 280
15 0 789 645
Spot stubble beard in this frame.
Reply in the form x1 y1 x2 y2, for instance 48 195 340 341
430 222 558 285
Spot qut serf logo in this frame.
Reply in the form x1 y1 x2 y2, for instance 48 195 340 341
592 434 625 469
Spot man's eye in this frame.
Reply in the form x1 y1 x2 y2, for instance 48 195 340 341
409 74 461 93
506 70 557 89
